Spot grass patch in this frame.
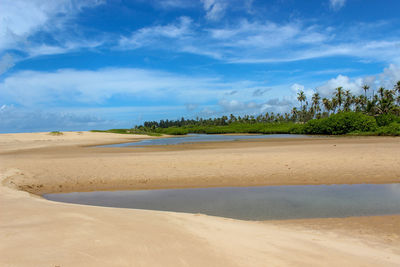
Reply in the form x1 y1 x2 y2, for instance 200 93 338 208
49 131 63 136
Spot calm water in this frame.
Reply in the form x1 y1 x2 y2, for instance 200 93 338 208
99 134 311 147
44 184 400 220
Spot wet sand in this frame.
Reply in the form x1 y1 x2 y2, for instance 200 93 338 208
1 131 400 266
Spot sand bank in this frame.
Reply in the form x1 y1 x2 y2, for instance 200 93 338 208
1 132 400 266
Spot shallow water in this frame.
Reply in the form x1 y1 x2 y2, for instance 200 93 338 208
44 184 400 220
99 134 311 147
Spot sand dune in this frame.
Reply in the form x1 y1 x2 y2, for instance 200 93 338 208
1 132 400 266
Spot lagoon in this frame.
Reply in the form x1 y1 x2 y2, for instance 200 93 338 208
44 184 400 220
99 134 312 147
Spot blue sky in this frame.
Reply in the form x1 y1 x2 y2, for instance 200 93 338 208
1 0 400 132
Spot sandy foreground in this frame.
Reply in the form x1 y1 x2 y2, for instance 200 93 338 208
1 131 400 266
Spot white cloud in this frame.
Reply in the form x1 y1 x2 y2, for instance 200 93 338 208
329 0 346 10
0 104 117 133
0 68 216 106
379 64 400 89
215 97 295 115
317 75 363 97
118 17 400 65
291 83 305 93
151 0 250 21
118 19 332 62
1 0 398 70
218 99 258 112
252 88 270 97
185 103 199 111
316 65 400 97
0 67 275 108
201 0 227 21
230 40 400 64
2 64 400 132
0 0 104 63
156 0 194 9
290 83 315 100
0 53 14 75
119 17 193 49
0 66 299 126
261 98 294 113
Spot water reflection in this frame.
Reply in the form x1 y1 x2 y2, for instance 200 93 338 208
99 134 312 147
44 184 400 221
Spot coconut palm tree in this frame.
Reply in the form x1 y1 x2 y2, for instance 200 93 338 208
378 87 385 99
291 107 298 121
297 91 306 110
362 84 370 99
322 98 332 114
356 95 367 112
343 90 353 111
394 81 400 100
335 87 344 111
311 92 321 118
380 89 395 114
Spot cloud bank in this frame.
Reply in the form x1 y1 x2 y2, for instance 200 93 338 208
117 17 400 64
330 0 346 11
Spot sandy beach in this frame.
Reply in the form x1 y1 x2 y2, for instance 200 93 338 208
1 131 400 266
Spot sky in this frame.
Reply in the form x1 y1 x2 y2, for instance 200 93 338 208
1 0 400 133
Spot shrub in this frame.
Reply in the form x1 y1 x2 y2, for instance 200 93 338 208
302 112 377 135
375 114 400 127
160 127 189 135
376 122 400 136
49 131 63 136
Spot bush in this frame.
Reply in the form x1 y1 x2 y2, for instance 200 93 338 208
181 122 299 135
49 131 63 136
160 127 189 135
375 114 400 127
302 112 377 135
376 122 400 136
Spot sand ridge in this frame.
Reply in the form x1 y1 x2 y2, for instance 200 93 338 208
1 131 400 266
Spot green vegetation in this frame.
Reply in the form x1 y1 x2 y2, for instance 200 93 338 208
301 112 378 135
98 80 400 136
154 123 301 135
376 122 400 136
49 131 63 136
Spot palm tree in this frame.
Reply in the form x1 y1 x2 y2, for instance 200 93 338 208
331 97 338 113
291 107 298 121
343 90 353 111
356 95 367 112
229 114 237 123
297 91 306 110
335 87 344 111
322 98 331 114
311 92 321 117
378 87 385 99
379 89 395 114
362 84 370 99
395 81 400 96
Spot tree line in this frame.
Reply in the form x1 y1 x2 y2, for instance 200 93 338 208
137 81 400 129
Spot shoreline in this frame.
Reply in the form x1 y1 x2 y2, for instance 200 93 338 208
40 181 400 196
1 131 400 266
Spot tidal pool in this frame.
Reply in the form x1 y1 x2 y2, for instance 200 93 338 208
99 134 312 147
44 184 400 220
